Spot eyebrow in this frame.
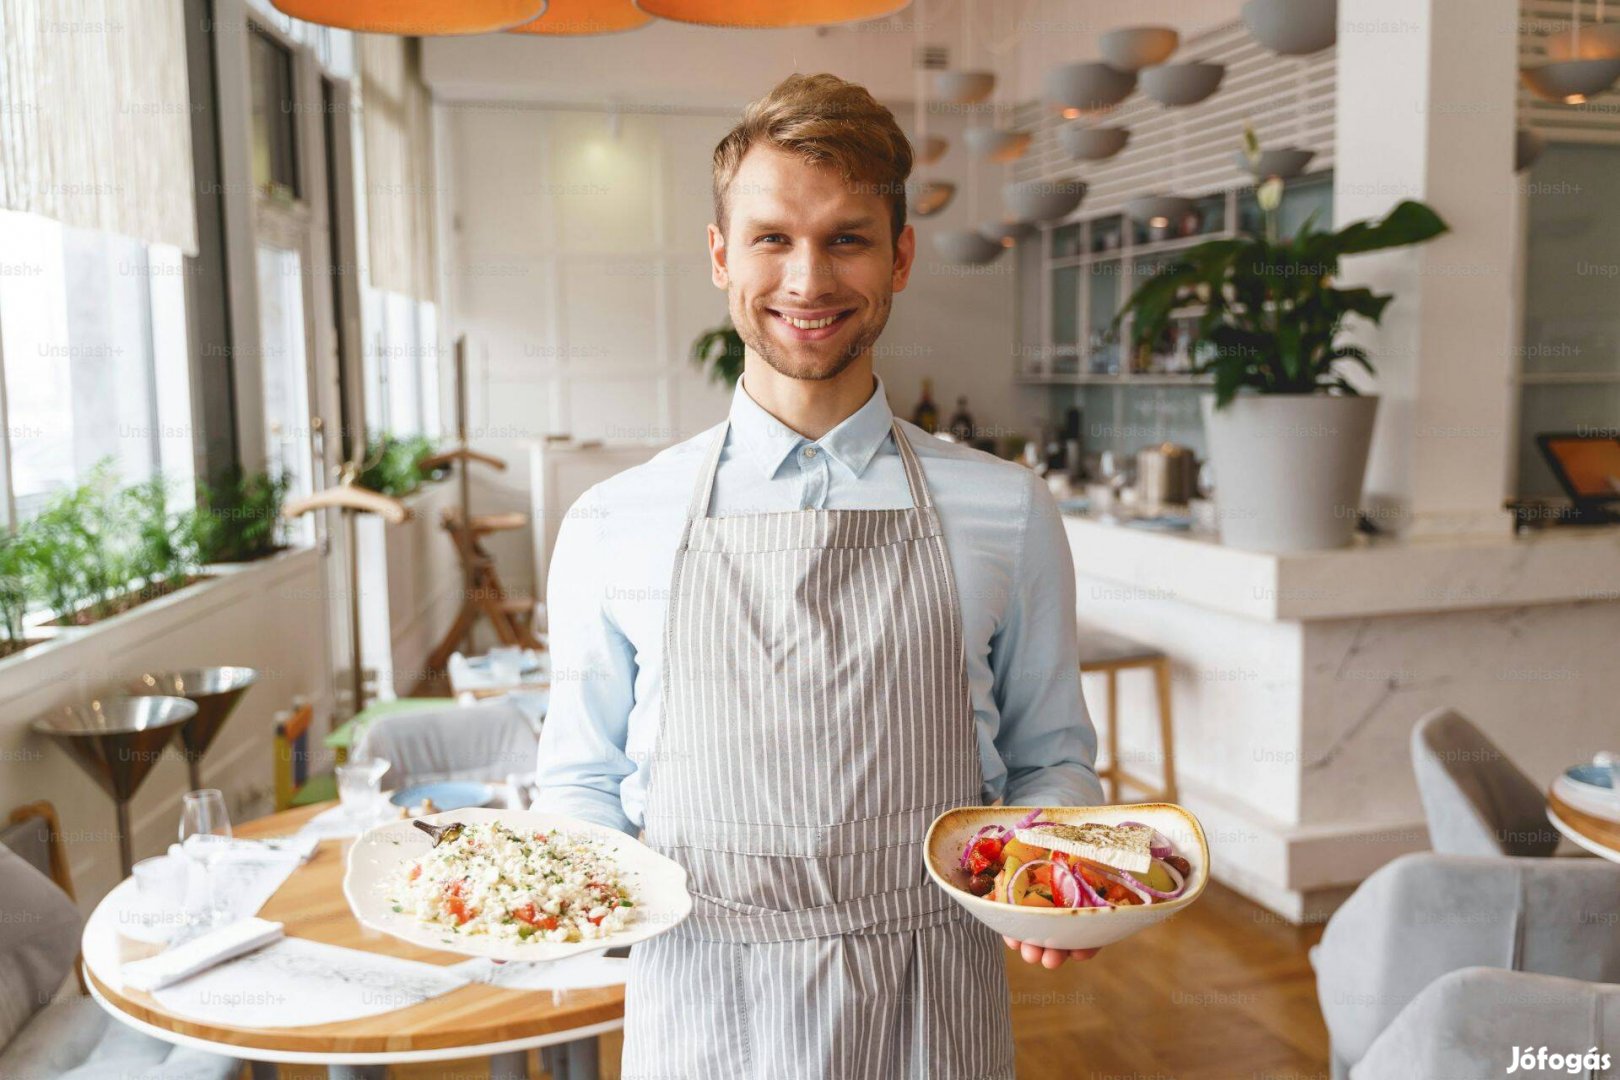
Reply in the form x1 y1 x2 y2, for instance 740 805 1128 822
739 215 879 234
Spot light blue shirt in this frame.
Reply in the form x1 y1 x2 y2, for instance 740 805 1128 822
535 374 1104 836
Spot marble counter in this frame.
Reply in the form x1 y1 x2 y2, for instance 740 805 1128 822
1064 511 1620 922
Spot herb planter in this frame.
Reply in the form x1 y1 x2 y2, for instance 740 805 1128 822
1200 393 1378 552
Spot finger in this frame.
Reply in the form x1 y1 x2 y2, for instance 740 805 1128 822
1020 940 1044 965
1071 947 1101 962
1002 935 1020 950
1041 947 1067 970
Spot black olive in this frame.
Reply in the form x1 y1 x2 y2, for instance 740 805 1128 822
1165 855 1191 878
966 872 995 896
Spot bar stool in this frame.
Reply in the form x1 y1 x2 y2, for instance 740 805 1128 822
1077 627 1177 803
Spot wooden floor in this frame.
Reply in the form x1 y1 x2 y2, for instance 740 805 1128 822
282 879 1327 1080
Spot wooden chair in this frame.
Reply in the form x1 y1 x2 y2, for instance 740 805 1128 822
423 338 543 672
3 801 86 992
273 701 338 810
1077 628 1178 803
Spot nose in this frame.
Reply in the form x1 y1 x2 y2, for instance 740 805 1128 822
782 241 839 301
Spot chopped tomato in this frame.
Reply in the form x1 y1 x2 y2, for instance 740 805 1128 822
966 836 1005 876
512 903 558 931
444 877 477 924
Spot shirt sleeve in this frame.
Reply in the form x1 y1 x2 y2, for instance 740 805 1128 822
987 473 1107 808
533 483 641 836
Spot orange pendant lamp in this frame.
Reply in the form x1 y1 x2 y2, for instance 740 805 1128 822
270 0 545 35
511 0 654 34
632 0 908 29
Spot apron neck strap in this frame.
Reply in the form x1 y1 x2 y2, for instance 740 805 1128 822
685 416 935 521
889 420 934 510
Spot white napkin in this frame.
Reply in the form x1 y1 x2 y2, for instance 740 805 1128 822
122 917 284 992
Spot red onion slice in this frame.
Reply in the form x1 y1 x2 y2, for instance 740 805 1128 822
1051 862 1088 908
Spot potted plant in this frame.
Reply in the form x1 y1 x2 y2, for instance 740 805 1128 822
1116 133 1449 551
691 319 745 388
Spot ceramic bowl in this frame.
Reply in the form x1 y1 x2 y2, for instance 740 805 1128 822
924 803 1209 950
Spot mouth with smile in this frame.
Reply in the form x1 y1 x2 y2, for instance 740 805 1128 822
765 305 857 342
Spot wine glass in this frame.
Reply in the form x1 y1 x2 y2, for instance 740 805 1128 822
179 789 232 927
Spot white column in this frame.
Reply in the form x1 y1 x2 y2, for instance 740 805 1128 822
1334 0 1521 536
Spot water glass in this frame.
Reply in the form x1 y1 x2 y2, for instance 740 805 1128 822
337 757 391 824
178 789 232 926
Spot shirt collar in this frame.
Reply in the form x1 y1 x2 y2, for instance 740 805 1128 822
729 373 895 481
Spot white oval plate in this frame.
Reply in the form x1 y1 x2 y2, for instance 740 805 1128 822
344 807 692 961
924 803 1209 951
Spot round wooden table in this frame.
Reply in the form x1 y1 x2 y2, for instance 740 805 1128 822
82 801 624 1078
1547 788 1620 862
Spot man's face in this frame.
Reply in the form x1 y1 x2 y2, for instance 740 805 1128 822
708 144 915 381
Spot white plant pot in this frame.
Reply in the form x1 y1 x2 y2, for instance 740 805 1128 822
1199 392 1378 552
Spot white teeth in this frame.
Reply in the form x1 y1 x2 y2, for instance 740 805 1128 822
778 312 841 330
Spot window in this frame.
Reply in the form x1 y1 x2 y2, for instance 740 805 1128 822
249 28 300 201
1518 143 1620 498
361 284 439 438
0 209 193 524
257 242 314 501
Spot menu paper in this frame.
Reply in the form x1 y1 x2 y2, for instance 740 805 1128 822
149 936 471 1028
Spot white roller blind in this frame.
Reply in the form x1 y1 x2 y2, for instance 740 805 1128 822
0 0 198 254
359 34 437 303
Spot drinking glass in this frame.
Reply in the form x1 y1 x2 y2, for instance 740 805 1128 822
178 789 232 926
337 758 391 825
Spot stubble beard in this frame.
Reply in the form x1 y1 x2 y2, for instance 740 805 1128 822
731 288 893 382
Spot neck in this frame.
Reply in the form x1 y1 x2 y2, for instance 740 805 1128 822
740 354 877 441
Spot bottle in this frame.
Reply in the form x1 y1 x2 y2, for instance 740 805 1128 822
948 397 974 443
912 379 939 434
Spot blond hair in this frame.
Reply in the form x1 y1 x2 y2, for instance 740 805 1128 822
712 73 913 244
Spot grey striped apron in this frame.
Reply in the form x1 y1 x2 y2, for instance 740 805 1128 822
620 418 1015 1080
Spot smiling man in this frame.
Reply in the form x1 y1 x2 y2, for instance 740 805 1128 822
535 72 1104 1078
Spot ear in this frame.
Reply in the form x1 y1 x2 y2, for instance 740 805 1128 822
708 222 728 289
891 223 916 294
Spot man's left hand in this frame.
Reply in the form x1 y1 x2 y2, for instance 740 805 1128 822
1003 936 1100 969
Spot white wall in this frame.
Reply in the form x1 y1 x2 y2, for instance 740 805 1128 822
437 98 1023 602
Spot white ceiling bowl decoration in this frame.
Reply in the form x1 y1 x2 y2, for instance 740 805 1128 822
1520 56 1620 103
933 69 996 104
934 229 1006 264
908 179 956 218
964 126 1032 162
1004 178 1087 223
1045 61 1137 117
979 219 1038 248
1126 194 1198 228
1058 124 1131 161
1234 147 1316 179
1099 26 1181 72
1140 61 1226 107
1241 0 1338 56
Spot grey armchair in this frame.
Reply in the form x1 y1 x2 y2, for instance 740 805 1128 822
1352 967 1620 1079
353 697 540 805
1411 707 1560 857
0 833 240 1080
1312 852 1620 1078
